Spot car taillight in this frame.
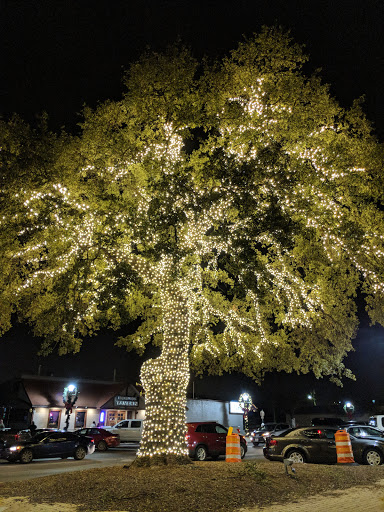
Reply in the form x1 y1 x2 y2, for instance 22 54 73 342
185 434 190 441
269 439 277 446
15 434 19 441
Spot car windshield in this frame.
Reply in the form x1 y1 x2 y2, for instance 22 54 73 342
260 424 276 431
276 428 295 437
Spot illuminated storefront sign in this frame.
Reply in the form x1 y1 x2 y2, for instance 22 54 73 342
114 395 139 407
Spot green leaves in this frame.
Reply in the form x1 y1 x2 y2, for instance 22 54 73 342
1 27 383 385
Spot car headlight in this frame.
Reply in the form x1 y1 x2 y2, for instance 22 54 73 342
262 432 270 437
10 446 23 451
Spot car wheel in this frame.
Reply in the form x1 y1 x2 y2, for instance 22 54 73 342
97 440 107 451
285 449 306 463
194 445 208 461
74 446 87 460
240 444 246 459
363 448 383 466
20 449 33 464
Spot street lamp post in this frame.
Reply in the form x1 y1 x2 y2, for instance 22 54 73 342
238 393 257 434
307 391 317 406
63 384 79 431
343 401 354 420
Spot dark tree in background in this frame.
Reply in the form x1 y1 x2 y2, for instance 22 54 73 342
1 28 383 463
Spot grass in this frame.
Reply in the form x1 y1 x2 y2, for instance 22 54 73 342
1 460 384 512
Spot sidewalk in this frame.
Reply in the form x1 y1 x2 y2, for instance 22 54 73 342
240 479 384 512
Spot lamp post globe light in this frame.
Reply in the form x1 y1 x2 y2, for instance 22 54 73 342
63 384 79 431
343 401 354 420
307 391 317 406
238 393 257 434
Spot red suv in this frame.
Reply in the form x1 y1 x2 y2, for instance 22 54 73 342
186 421 247 461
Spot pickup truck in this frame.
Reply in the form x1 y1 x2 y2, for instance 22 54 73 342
104 419 143 442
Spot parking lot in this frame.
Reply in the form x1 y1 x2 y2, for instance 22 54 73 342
0 442 265 482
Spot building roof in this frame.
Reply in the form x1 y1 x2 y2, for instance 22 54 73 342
21 375 128 408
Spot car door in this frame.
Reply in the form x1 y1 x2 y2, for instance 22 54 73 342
129 420 143 442
45 433 75 458
320 429 338 462
300 429 334 462
111 421 129 440
214 424 228 455
31 433 53 458
199 423 218 455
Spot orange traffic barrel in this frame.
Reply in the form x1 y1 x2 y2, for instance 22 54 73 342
226 427 241 463
335 429 355 463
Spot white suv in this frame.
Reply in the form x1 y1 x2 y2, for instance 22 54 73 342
105 419 143 442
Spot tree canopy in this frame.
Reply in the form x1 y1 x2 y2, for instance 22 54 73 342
1 27 384 461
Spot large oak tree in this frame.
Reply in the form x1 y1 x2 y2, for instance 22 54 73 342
1 28 384 463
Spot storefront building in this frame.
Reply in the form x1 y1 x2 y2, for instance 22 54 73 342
0 375 144 430
1 375 244 433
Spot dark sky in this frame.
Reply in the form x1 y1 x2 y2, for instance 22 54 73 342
2 0 384 137
1 0 384 416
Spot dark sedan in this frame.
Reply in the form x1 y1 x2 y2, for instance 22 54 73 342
263 426 384 466
0 431 95 463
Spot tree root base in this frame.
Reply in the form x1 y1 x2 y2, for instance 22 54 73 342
128 454 193 468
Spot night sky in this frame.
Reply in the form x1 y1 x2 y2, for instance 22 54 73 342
1 0 384 417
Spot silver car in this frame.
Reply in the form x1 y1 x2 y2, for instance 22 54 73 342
344 424 384 440
250 423 290 446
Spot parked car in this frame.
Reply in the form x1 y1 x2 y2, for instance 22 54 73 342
344 424 384 440
75 427 120 451
369 415 384 431
0 430 95 463
186 421 247 461
250 423 290 446
104 419 143 442
0 428 32 444
263 426 384 465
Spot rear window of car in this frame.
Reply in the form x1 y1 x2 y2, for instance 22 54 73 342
131 421 142 428
302 429 323 439
195 424 216 433
323 429 336 440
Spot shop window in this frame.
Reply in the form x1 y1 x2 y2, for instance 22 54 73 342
106 410 126 426
75 410 86 428
117 411 126 422
48 410 61 428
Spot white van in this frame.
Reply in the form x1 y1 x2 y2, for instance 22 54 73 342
369 415 384 431
104 419 144 442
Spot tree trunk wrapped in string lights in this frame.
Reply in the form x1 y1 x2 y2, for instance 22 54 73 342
1 28 384 464
138 284 190 462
